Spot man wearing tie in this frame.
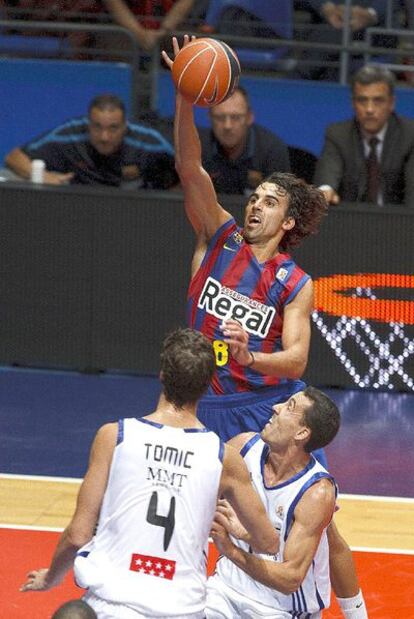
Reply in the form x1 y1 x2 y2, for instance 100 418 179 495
314 65 414 207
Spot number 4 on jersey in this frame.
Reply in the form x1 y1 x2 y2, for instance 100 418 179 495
146 491 176 551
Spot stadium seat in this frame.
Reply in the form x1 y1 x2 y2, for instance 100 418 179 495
204 0 293 70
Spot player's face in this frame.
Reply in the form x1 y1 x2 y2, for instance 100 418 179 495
89 107 127 155
243 182 294 244
209 91 253 152
352 81 395 136
261 392 311 449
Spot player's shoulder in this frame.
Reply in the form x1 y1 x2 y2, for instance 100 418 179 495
96 421 119 441
227 431 257 453
300 476 336 511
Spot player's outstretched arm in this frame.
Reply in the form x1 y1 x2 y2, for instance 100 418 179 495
162 36 232 241
20 423 117 592
219 444 279 555
212 477 335 594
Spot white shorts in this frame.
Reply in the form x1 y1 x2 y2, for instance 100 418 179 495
205 574 321 619
83 591 205 619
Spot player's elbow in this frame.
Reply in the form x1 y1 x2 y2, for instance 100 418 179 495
65 524 93 550
272 568 303 595
286 354 308 380
284 364 306 380
276 578 302 596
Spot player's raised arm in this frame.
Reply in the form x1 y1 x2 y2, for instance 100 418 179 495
162 37 231 241
219 443 279 555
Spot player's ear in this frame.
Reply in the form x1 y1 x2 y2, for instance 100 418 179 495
282 217 295 231
295 425 311 443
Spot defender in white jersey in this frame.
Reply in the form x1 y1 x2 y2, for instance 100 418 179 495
206 387 341 619
21 329 278 619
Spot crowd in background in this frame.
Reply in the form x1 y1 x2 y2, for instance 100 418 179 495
1 0 414 206
1 0 413 76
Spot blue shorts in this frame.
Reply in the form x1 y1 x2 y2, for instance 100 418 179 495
197 380 327 468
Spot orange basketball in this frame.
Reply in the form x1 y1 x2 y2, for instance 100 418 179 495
172 38 241 108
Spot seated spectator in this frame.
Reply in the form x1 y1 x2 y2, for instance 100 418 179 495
52 599 97 618
5 93 178 189
296 1 400 81
199 86 291 195
201 3 282 41
100 0 196 52
314 65 414 207
0 1 101 57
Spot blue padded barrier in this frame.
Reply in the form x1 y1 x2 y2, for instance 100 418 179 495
157 72 414 156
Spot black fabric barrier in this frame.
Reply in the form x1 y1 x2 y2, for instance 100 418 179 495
1 183 413 391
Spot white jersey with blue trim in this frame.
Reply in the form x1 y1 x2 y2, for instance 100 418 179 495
216 434 336 617
75 417 224 616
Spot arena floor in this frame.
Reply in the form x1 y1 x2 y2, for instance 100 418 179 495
1 367 413 618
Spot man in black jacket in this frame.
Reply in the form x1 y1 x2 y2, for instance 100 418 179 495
199 86 291 195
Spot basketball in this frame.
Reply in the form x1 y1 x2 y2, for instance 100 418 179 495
172 38 241 108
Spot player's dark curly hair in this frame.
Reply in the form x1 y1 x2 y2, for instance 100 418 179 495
302 386 341 454
160 328 216 409
264 172 328 251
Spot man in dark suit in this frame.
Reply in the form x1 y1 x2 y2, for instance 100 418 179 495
314 65 414 207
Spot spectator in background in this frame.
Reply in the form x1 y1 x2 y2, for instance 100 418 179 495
0 1 101 56
5 94 178 189
199 86 291 195
314 65 414 207
52 599 97 618
296 0 400 81
101 0 195 52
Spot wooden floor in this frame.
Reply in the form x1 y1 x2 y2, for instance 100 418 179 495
1 474 413 552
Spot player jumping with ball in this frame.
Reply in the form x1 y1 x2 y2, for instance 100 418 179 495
162 36 368 619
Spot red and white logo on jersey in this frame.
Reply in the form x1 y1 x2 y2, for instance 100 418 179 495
129 553 176 580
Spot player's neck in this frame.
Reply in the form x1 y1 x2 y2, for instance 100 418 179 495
146 394 204 429
249 238 281 264
264 449 311 485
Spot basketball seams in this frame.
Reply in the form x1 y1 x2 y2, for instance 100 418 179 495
194 42 218 105
173 37 240 107
212 40 232 104
217 41 241 103
176 45 215 92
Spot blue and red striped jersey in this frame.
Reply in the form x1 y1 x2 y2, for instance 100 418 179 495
187 218 310 395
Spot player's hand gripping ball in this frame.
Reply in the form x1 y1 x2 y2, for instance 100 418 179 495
172 38 241 108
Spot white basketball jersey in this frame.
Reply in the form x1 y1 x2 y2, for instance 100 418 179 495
75 418 224 616
216 434 336 616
